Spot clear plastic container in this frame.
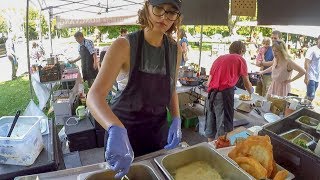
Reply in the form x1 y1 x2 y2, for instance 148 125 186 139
0 116 44 166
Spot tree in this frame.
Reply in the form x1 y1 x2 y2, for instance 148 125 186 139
0 13 8 34
97 25 140 39
24 8 49 40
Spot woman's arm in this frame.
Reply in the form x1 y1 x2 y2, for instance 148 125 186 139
207 75 212 86
169 44 182 118
87 38 130 130
181 41 188 53
259 65 273 75
287 60 306 83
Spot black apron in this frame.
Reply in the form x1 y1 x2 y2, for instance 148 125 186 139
79 40 98 81
208 87 235 135
106 30 171 157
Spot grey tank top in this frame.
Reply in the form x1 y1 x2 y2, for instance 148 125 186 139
112 31 178 102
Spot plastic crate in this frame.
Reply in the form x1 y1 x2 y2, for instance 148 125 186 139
166 108 172 126
39 64 61 83
181 108 198 128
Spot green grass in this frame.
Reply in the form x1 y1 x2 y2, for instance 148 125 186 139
0 76 33 116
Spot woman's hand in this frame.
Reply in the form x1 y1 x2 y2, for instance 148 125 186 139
164 117 182 149
105 126 134 179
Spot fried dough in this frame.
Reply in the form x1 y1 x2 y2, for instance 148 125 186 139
273 170 289 180
228 135 274 177
234 156 268 179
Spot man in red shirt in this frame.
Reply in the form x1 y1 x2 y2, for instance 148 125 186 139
206 41 253 141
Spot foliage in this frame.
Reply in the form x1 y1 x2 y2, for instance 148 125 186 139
97 25 140 39
0 13 8 34
24 8 49 40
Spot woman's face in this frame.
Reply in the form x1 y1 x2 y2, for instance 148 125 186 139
272 47 282 59
147 3 179 33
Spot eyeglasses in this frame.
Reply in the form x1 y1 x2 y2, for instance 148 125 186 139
152 5 180 21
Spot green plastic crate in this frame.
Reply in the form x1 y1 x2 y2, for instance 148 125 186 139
166 108 172 126
181 108 198 128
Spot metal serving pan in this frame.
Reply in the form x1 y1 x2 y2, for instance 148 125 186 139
78 161 160 180
295 116 320 129
154 142 252 180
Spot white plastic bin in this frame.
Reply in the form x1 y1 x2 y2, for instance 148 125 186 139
0 116 44 166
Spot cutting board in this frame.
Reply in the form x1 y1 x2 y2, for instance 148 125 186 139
236 102 252 113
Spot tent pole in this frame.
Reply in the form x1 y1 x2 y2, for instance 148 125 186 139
198 25 203 72
26 0 34 100
48 8 53 56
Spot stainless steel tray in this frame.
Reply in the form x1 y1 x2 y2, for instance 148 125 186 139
15 160 163 180
279 129 307 141
77 161 160 180
295 116 320 129
154 142 252 180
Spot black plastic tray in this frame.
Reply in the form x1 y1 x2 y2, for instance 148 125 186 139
259 108 320 180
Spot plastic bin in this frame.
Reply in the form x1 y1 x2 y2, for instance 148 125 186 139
0 116 44 166
181 108 198 128
166 108 172 126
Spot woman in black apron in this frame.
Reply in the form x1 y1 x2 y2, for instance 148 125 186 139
87 0 182 179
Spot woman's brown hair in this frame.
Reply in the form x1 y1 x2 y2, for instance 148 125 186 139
137 1 182 41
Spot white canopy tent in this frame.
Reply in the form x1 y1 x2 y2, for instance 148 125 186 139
235 21 320 38
25 0 145 100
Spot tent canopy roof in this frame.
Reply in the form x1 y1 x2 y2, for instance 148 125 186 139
36 0 144 19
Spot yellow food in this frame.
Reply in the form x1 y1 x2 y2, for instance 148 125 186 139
174 161 222 180
228 135 275 178
239 94 251 101
234 156 268 179
273 170 289 180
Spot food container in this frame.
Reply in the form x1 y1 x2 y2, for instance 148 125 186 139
39 64 61 83
78 161 161 180
259 108 320 180
154 143 252 180
214 146 295 180
280 129 316 151
280 129 307 141
0 116 44 166
179 77 200 86
295 116 320 129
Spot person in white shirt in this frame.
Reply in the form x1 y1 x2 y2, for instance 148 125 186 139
5 35 18 80
304 35 320 103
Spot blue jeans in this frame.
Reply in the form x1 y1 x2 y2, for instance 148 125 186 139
306 80 319 100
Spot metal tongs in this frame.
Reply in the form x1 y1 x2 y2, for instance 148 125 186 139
121 175 129 180
250 103 261 116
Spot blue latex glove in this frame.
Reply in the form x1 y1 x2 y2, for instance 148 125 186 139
250 87 254 94
164 117 182 149
105 126 134 179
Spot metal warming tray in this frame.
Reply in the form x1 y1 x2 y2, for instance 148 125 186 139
154 142 252 180
77 161 160 180
295 116 320 129
259 108 320 180
15 160 163 180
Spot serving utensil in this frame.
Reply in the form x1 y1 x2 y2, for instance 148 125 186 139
7 110 21 137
